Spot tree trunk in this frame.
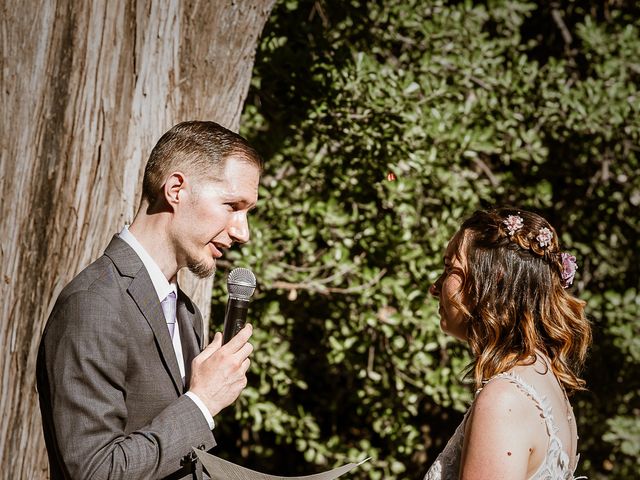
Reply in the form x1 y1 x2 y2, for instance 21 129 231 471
0 1 274 477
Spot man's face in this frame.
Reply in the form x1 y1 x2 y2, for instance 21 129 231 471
172 155 260 278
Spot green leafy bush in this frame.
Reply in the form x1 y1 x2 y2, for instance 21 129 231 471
211 1 639 478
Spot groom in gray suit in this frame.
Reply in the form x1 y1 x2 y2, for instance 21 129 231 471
37 121 262 479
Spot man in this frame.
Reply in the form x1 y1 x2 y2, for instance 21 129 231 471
37 121 262 479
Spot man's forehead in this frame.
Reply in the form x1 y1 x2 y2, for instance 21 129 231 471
195 161 259 201
218 156 260 181
222 153 261 171
198 156 260 182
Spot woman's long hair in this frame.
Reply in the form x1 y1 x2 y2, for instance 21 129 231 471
454 208 591 393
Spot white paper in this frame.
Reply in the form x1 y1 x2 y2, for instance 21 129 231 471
194 449 370 480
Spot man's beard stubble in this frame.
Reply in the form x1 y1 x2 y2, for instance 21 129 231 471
187 258 216 279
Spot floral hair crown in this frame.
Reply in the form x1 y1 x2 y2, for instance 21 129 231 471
501 214 578 288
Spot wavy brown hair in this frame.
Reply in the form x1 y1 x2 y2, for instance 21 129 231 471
452 208 591 393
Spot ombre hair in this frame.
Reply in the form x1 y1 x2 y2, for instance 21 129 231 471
453 208 591 393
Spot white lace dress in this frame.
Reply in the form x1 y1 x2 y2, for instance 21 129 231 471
424 372 584 480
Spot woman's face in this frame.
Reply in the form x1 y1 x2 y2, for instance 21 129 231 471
430 230 469 341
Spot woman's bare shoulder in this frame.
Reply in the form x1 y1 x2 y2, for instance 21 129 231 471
473 375 538 419
460 375 548 480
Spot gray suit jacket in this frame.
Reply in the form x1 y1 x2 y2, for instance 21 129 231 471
37 236 216 479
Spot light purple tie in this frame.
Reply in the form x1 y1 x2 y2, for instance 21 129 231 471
161 291 177 338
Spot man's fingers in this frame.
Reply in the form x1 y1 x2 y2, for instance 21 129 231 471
225 324 253 352
198 332 223 361
240 357 251 375
235 341 253 361
188 329 253 415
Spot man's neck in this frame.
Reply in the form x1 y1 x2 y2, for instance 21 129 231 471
129 208 179 282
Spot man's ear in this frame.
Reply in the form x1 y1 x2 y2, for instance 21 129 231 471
163 172 187 207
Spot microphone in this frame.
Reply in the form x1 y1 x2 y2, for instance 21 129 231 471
222 268 256 345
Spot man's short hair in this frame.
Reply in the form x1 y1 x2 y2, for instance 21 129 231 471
142 121 262 204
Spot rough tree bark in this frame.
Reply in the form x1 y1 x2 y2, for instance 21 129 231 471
0 1 275 478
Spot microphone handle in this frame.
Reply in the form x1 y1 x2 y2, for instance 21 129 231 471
222 297 250 345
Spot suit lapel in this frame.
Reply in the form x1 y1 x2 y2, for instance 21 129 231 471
177 304 197 389
177 289 203 389
128 275 184 394
105 236 183 395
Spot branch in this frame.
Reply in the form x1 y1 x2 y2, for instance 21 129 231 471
281 260 334 274
433 58 492 91
471 155 499 188
270 268 387 296
551 6 573 45
394 367 424 389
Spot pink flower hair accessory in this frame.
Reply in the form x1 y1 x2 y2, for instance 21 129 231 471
536 227 553 248
503 215 524 236
560 252 578 288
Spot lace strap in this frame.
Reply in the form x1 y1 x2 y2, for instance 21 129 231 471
478 372 559 437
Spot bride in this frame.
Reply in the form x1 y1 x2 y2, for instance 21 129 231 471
425 208 591 479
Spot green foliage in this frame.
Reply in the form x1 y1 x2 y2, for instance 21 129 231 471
211 1 640 478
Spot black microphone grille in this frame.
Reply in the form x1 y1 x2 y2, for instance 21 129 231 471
227 268 256 298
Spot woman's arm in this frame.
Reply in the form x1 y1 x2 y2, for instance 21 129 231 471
459 379 544 480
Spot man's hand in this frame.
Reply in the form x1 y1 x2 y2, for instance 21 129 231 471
188 324 253 417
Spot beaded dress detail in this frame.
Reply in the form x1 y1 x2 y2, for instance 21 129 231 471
424 372 583 480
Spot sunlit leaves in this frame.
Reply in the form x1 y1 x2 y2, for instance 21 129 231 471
213 1 639 478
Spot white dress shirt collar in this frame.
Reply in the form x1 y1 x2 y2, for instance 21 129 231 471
118 226 177 302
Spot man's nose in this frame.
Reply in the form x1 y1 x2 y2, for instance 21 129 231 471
229 214 250 244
